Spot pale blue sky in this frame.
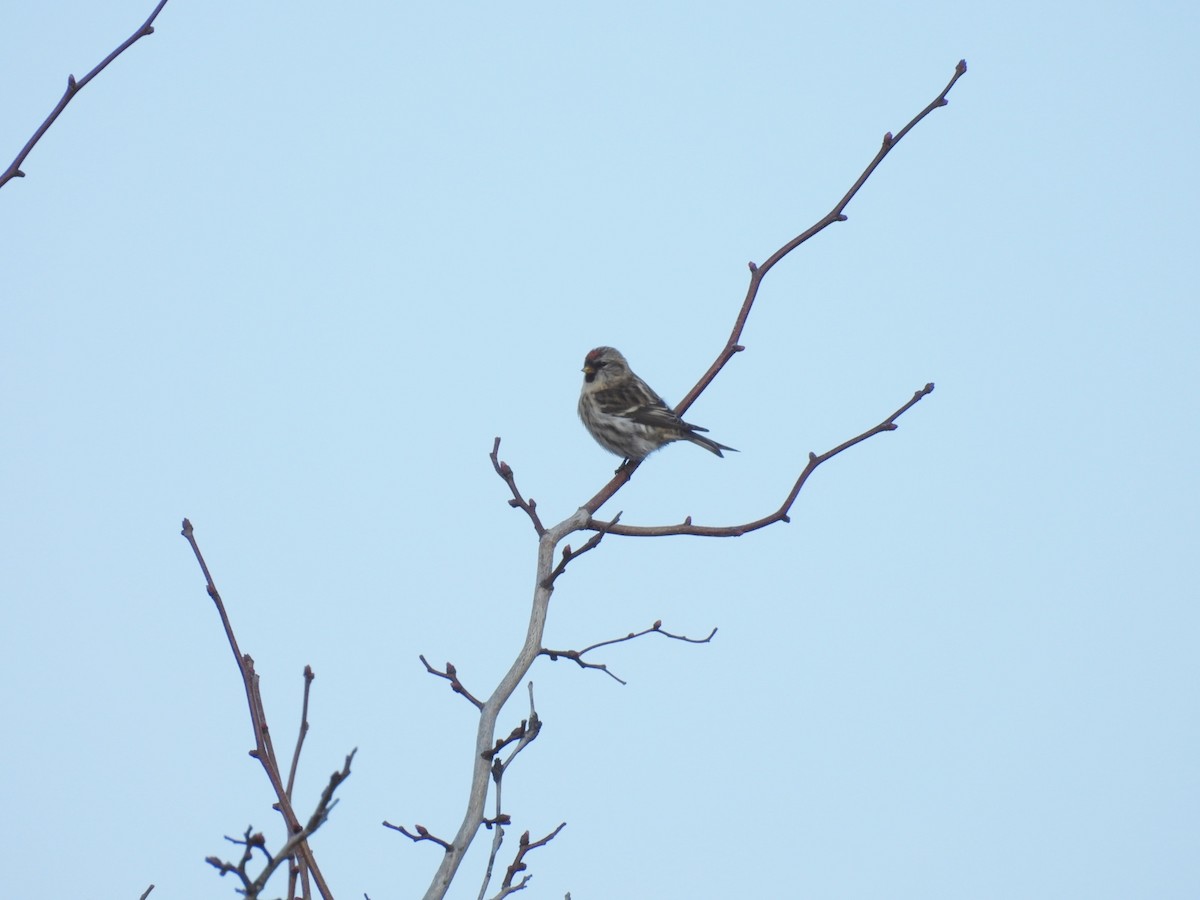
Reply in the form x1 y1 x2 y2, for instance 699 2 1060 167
2 1 1197 898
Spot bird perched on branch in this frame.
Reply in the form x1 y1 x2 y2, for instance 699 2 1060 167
578 346 736 463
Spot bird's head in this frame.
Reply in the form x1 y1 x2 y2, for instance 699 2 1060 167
581 346 628 385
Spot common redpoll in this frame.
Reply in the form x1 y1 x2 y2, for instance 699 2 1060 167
578 346 736 462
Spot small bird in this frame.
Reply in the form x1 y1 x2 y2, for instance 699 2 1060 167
578 346 736 463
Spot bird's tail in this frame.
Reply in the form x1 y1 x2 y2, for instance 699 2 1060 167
685 430 737 457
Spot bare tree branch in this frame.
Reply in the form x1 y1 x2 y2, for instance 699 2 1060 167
492 438 546 536
481 713 542 763
582 60 967 517
384 820 455 852
286 665 317 801
416 508 591 899
541 620 718 685
438 61 966 900
137 886 155 900
587 382 934 537
420 655 485 710
477 684 543 900
208 751 356 900
490 823 568 899
1 0 171 190
181 518 336 899
540 513 622 590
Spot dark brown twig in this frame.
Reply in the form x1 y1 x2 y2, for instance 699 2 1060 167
1 0 171 190
493 823 568 898
541 620 718 684
584 60 966 516
286 665 316 801
207 751 355 899
586 383 933 537
482 715 542 762
181 518 334 899
137 886 155 900
491 438 546 536
206 828 264 892
420 655 485 710
253 751 355 895
384 821 455 852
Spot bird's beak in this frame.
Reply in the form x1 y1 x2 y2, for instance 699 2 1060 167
582 364 594 375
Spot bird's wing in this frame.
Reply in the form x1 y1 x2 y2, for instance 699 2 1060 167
594 380 703 430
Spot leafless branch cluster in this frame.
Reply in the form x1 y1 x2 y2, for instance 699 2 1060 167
10 0 964 893
400 60 967 900
384 671 568 898
182 519 356 899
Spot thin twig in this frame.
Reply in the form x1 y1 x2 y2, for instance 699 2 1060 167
583 60 966 516
481 715 541 763
384 821 455 852
206 828 262 892
207 751 355 899
541 621 718 684
491 438 546 536
181 519 333 898
137 886 155 900
286 665 316 801
244 751 356 897
420 655 485 710
587 382 934 537
1 0 171 190
492 823 568 898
